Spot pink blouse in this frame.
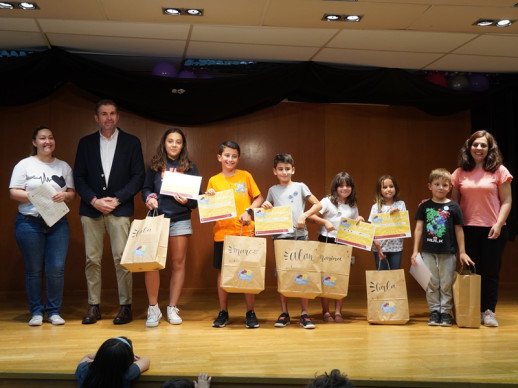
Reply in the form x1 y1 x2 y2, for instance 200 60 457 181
451 165 512 227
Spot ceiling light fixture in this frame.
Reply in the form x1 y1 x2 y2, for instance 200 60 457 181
19 1 37 9
0 1 38 9
345 15 362 22
322 13 362 22
162 7 203 16
474 18 514 27
163 8 181 15
496 19 513 27
323 14 341 21
475 19 494 26
185 8 202 16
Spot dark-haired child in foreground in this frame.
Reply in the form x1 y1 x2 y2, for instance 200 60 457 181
75 336 150 388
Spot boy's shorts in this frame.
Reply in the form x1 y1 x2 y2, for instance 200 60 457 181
213 241 224 269
169 219 193 236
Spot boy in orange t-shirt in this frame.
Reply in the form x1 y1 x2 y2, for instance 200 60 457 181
206 141 264 328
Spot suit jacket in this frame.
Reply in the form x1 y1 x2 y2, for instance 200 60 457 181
74 128 145 218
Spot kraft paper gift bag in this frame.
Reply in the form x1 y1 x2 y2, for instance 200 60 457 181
220 234 267 294
319 243 352 300
365 268 409 324
274 239 322 299
121 212 170 272
452 267 481 328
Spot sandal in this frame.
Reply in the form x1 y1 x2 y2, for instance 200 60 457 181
323 312 334 323
334 313 344 323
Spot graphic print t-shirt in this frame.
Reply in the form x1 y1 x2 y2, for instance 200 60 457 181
9 156 74 216
415 199 464 255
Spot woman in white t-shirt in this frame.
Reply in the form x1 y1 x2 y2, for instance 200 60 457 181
9 126 75 326
451 130 512 327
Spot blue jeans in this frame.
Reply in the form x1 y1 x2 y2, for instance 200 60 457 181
15 213 69 317
373 251 402 270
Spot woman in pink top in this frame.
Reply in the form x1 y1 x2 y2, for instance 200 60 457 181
451 130 512 327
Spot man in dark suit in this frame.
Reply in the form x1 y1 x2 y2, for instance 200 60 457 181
74 99 145 325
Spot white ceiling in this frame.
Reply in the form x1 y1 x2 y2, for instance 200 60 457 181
1 0 518 73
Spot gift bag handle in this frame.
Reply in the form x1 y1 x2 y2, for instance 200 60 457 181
147 208 159 217
459 263 477 274
239 224 254 237
377 258 391 271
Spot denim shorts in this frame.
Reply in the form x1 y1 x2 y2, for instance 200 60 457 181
169 219 193 236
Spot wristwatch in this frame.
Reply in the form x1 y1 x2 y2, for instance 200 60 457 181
245 208 254 216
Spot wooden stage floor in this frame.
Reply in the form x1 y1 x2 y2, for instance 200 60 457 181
1 287 517 388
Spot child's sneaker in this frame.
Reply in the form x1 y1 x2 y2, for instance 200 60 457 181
427 311 441 326
167 306 182 325
28 315 43 326
212 310 229 328
245 310 259 328
482 309 499 327
299 314 316 329
274 312 290 327
440 313 452 327
145 304 162 327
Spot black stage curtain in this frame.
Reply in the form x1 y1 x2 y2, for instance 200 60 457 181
3 47 518 123
2 47 517 237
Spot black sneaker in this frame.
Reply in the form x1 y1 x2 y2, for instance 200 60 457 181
299 314 316 329
245 310 259 328
440 313 452 327
212 310 229 328
428 311 441 326
274 312 291 327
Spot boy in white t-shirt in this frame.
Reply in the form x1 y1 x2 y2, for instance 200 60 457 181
261 153 322 329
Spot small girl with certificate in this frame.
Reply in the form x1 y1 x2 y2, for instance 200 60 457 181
309 172 363 323
368 174 407 270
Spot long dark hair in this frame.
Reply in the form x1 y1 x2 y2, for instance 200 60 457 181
81 337 134 388
458 130 503 173
150 128 193 172
328 172 357 207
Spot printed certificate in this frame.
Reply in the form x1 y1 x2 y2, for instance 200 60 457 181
409 253 431 291
371 210 411 240
336 217 376 251
27 182 69 227
197 189 237 223
253 206 293 236
160 171 202 199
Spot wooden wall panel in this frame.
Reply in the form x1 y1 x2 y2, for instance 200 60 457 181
1 84 517 300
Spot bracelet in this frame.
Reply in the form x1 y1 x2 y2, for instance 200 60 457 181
146 193 158 203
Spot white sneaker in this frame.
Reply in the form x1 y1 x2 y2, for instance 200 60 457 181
29 315 43 326
167 306 182 324
48 314 65 325
482 309 499 327
145 304 162 327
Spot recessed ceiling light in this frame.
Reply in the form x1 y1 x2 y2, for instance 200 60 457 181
474 18 514 27
322 13 362 22
474 19 494 26
162 7 203 16
496 19 513 27
323 14 341 21
19 2 38 9
345 14 362 22
185 8 203 16
163 7 181 15
0 2 14 8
